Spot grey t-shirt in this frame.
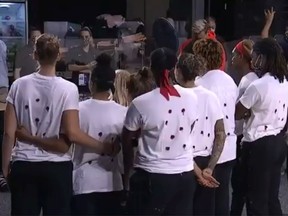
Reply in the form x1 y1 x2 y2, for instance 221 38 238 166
66 46 98 66
15 44 39 77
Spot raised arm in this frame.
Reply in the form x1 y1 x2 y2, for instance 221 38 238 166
261 7 275 38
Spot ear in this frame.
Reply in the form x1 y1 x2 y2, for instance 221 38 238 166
56 52 61 61
33 51 39 61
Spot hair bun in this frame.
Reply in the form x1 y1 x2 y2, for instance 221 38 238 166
96 53 112 67
138 67 150 78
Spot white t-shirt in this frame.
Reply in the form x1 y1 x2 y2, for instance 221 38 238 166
239 73 288 142
235 72 259 135
190 86 224 157
7 72 79 162
124 85 198 174
196 69 238 164
73 99 127 195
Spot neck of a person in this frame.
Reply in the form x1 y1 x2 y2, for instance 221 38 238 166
181 80 196 88
39 64 56 77
92 91 111 101
83 44 90 52
240 64 252 76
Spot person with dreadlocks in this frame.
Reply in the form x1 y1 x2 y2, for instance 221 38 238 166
235 38 288 215
122 48 212 215
230 39 258 216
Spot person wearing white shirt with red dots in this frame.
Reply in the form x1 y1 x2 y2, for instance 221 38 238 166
175 53 225 215
122 48 204 215
235 38 288 216
230 39 258 216
194 38 238 216
3 34 117 216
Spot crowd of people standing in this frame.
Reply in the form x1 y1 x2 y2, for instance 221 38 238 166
0 8 288 216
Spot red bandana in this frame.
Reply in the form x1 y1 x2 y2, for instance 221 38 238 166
235 41 245 56
160 70 181 101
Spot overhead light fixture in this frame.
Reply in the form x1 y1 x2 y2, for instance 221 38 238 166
0 3 13 8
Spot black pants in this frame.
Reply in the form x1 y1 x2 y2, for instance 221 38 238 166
126 168 196 215
72 191 123 216
9 161 73 216
241 134 286 216
193 156 215 215
230 135 245 216
214 160 235 216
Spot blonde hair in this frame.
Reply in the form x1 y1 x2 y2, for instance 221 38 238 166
114 70 131 107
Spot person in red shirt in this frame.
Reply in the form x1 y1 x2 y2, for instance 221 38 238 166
179 19 227 71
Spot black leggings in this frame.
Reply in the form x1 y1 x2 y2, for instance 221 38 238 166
214 160 235 216
241 134 287 215
230 135 245 216
72 191 123 216
9 161 73 216
193 156 215 215
126 168 196 215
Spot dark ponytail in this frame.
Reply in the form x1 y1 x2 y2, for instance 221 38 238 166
150 48 177 86
91 53 116 93
127 67 155 99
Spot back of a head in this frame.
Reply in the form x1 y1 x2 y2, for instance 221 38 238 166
253 38 288 82
91 53 115 93
114 70 131 106
193 38 223 71
35 34 60 65
150 48 177 75
127 67 155 100
177 53 207 81
234 39 254 62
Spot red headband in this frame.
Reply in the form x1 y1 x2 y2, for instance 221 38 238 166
160 70 180 101
207 30 216 40
235 41 245 56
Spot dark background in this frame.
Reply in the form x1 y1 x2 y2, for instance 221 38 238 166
27 0 288 41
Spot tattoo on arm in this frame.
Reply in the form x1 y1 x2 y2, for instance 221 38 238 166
208 119 226 171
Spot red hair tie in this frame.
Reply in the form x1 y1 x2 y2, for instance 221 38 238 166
207 30 216 40
235 41 245 56
160 70 181 101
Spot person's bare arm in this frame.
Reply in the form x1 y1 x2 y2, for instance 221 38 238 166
14 68 21 80
2 103 17 178
207 119 226 171
261 7 275 38
62 110 115 155
68 64 90 72
122 127 138 190
16 110 117 155
235 102 250 120
16 126 71 154
68 61 96 72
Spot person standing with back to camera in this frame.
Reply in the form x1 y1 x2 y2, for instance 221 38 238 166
230 39 258 216
122 48 217 215
194 38 238 216
235 38 288 216
71 54 127 216
3 34 117 216
175 53 225 215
